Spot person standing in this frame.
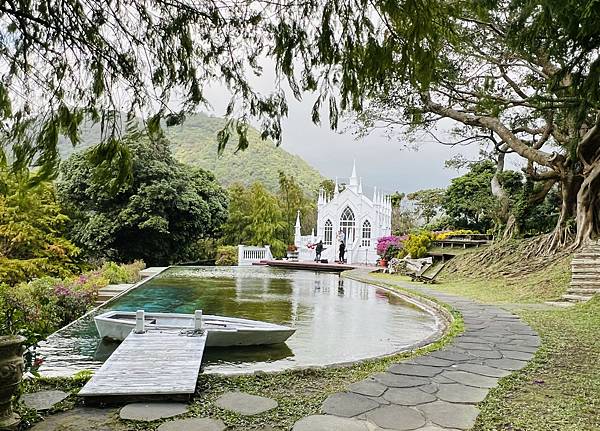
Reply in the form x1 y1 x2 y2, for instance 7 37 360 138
337 229 346 262
339 241 346 262
315 240 324 262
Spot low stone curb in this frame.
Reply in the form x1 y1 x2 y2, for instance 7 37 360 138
293 269 541 431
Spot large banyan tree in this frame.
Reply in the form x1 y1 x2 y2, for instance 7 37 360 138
1 0 599 250
269 0 600 250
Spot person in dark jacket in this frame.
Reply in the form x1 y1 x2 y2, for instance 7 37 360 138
315 240 324 262
339 241 346 263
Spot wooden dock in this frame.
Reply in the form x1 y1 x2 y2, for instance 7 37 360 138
79 329 207 400
258 259 359 272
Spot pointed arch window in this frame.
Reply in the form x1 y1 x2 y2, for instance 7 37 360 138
324 219 333 245
339 206 355 244
361 220 372 246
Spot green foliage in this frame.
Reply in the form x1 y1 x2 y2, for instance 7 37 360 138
215 246 238 266
278 171 316 241
0 169 80 286
247 183 287 257
99 260 145 284
186 239 219 264
166 115 327 195
443 161 498 232
57 135 228 265
404 231 434 258
221 182 287 257
0 275 99 345
221 183 253 247
0 261 142 347
58 114 327 196
407 188 445 224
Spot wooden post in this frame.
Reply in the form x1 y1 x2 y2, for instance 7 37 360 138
194 310 203 331
135 310 145 333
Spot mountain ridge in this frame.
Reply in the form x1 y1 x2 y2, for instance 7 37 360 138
57 113 326 195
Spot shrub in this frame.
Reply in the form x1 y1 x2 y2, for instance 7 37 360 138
435 229 478 240
215 246 238 266
0 261 140 347
376 235 408 259
99 260 145 284
404 231 435 258
0 276 98 346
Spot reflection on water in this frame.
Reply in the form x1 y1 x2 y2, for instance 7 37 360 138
38 267 439 376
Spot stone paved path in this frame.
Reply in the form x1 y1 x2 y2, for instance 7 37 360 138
293 270 541 431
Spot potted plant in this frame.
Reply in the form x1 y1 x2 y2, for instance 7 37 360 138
0 335 26 429
286 244 299 261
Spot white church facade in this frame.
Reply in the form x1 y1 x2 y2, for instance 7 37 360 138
294 162 392 264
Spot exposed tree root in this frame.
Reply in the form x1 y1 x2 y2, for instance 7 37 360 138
444 236 572 280
525 226 575 258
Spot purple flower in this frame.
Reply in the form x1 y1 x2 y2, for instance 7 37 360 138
376 235 407 256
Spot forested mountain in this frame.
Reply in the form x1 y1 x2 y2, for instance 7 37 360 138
58 113 326 195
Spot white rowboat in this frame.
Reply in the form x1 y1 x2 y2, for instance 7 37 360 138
94 310 296 347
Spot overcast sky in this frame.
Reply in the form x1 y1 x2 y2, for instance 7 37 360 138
201 61 514 195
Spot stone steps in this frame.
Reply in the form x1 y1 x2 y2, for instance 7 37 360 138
561 293 594 302
566 287 600 295
564 245 600 303
95 284 134 305
569 282 600 290
570 260 600 266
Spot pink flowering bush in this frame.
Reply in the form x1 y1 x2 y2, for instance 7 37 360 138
376 235 408 259
0 261 144 348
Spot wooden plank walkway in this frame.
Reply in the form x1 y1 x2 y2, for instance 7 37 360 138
259 259 360 272
79 329 207 398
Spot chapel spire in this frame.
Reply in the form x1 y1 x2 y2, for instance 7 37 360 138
348 159 359 192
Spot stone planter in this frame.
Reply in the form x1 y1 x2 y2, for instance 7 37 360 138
287 251 299 261
0 335 26 430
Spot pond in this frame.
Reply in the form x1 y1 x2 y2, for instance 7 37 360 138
38 267 442 376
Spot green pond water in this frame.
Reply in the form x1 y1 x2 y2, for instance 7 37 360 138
38 267 440 376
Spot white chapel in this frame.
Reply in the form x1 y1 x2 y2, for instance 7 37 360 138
294 162 392 264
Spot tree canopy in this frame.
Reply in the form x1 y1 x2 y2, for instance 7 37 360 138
57 135 228 265
0 168 80 285
4 0 600 251
407 188 445 224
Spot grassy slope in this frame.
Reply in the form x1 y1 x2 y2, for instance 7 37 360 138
379 239 599 431
58 113 326 195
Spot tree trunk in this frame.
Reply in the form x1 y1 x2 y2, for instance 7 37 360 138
533 170 578 254
491 146 516 238
574 160 600 247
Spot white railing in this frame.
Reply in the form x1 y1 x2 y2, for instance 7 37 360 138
238 245 273 266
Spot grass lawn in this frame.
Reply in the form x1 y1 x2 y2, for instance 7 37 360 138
475 297 600 431
373 242 599 431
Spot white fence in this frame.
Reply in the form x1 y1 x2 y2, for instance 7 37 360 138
238 245 273 266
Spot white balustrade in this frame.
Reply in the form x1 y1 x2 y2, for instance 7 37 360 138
238 245 273 266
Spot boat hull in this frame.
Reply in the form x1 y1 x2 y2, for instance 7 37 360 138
94 311 295 347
